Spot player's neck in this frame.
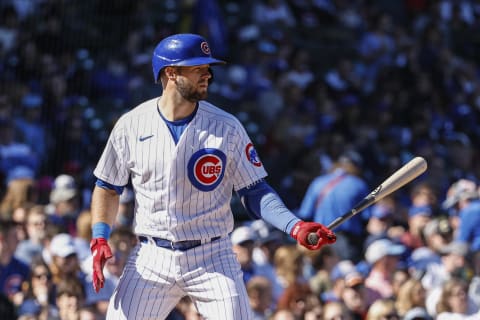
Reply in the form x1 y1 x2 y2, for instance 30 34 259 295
157 95 196 121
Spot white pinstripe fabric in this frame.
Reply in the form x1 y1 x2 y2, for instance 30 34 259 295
106 237 253 320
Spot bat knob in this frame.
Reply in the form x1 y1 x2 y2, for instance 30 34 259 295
307 233 319 245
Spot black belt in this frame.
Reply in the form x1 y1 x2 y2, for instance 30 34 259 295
139 236 221 251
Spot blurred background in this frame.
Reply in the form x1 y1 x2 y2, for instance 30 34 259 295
1 0 480 212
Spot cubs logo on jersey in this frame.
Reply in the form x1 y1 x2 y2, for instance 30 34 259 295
188 148 226 191
245 143 262 167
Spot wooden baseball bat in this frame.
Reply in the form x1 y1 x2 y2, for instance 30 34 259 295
307 156 428 245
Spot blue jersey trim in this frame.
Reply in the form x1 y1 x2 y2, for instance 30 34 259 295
95 179 124 195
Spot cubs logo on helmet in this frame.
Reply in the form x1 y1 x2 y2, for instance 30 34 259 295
201 42 211 55
188 148 226 191
245 143 262 167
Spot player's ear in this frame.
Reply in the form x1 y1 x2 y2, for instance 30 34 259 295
164 67 176 80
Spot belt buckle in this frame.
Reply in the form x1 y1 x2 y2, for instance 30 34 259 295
170 241 175 250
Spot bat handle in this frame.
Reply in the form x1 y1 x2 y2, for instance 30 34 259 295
307 233 319 246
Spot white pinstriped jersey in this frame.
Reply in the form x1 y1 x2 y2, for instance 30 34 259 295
94 97 267 241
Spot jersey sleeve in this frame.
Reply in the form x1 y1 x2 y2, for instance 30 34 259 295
93 117 130 186
229 120 267 191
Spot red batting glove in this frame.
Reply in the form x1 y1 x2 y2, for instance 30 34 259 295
90 238 113 293
290 221 336 250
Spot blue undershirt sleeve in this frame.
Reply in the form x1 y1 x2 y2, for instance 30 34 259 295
237 180 301 234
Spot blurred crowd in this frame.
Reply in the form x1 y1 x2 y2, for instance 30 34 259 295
1 0 480 319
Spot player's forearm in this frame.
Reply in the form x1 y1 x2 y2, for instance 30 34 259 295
91 185 120 226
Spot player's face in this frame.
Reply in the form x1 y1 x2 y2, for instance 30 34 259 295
175 65 211 102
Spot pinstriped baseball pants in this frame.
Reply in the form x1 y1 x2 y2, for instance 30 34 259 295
106 236 253 319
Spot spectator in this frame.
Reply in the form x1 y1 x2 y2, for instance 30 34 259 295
269 309 296 320
55 277 86 320
19 257 58 320
271 244 306 305
277 282 316 319
307 245 339 297
321 260 356 303
40 222 66 266
231 225 261 284
0 293 17 320
48 233 80 283
402 307 432 320
365 298 399 320
47 174 80 236
0 118 39 181
47 233 93 308
14 93 49 160
435 277 479 320
421 217 453 257
423 241 471 315
340 272 374 320
365 198 396 239
15 205 48 265
442 179 480 252
395 278 427 317
246 275 273 320
422 240 470 291
322 301 353 320
409 182 439 209
0 219 30 306
364 238 406 299
17 298 41 320
391 268 410 300
297 150 370 262
400 204 434 251
251 221 284 288
281 49 314 89
73 210 92 262
356 12 396 94
78 305 102 320
0 172 36 219
252 0 296 28
11 204 29 242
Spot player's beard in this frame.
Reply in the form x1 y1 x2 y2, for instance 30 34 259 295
176 78 208 102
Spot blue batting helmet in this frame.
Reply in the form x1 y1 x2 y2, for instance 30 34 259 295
152 33 225 82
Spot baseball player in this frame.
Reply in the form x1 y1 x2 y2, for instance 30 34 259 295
89 33 336 319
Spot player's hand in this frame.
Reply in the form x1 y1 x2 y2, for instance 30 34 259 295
90 237 113 293
290 221 336 250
